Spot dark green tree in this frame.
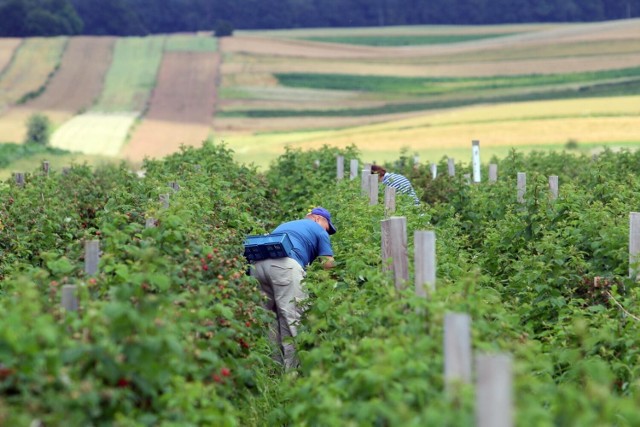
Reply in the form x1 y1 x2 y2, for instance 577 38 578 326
25 114 51 146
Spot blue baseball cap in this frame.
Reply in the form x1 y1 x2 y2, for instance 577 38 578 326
311 207 336 235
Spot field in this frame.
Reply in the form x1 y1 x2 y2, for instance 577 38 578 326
0 19 639 176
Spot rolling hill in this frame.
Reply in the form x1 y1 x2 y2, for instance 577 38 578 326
0 18 638 174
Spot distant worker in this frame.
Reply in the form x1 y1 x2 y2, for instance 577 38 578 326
371 164 421 205
249 207 336 371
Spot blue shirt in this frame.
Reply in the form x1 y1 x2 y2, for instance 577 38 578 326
273 218 334 269
383 172 420 205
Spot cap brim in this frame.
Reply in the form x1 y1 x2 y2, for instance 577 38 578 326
327 222 336 235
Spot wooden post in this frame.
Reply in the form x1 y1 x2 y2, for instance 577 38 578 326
489 164 498 183
369 175 379 205
14 173 25 187
517 172 526 203
42 161 50 175
61 285 78 312
350 159 359 180
444 312 472 388
472 140 481 183
430 163 437 179
414 231 436 297
160 194 170 209
384 186 396 216
629 212 640 280
448 158 456 177
380 216 409 290
549 175 559 200
337 155 344 180
62 167 70 175
145 217 157 228
84 240 100 276
476 353 513 427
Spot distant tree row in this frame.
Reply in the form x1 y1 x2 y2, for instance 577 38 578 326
0 0 638 37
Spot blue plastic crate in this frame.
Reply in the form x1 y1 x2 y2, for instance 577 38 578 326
243 233 293 261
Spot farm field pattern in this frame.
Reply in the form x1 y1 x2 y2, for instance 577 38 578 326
0 19 638 171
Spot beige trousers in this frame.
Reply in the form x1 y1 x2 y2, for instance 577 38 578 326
251 257 307 370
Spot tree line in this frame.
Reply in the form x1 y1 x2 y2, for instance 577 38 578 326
0 0 637 37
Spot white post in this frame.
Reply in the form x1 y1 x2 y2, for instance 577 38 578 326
517 172 526 203
160 194 170 209
337 155 344 180
350 159 359 180
84 240 100 276
384 186 396 216
61 285 79 312
444 313 472 388
361 164 372 195
313 159 320 169
472 140 481 183
380 216 409 290
15 173 25 187
489 164 498 183
630 212 640 280
430 163 437 179
448 158 456 177
549 175 559 200
414 231 436 297
145 217 157 228
368 175 379 205
476 353 513 427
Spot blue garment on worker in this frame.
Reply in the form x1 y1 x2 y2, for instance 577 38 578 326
273 218 334 269
382 172 421 205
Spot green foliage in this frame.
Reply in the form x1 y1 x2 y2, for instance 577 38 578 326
4 143 640 424
0 143 67 167
24 114 52 145
214 20 234 38
300 32 520 46
0 0 82 37
264 144 361 222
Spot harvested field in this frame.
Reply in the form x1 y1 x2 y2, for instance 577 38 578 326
221 95 640 168
50 112 138 156
0 37 115 143
122 51 219 162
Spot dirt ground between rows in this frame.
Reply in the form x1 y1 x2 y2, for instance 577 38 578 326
121 51 219 163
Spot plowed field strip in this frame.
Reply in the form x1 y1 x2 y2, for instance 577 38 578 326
122 52 219 162
26 36 115 111
121 120 213 163
0 37 67 109
0 38 21 74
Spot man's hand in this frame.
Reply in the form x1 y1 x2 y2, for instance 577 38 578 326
320 256 336 269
